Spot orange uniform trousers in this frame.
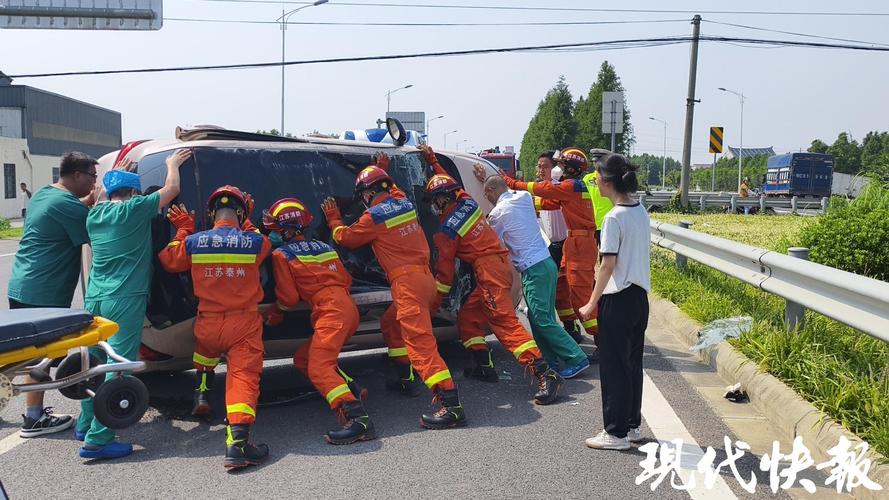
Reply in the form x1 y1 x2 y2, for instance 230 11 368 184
457 254 542 365
380 266 455 391
293 287 361 409
557 230 599 336
192 310 264 425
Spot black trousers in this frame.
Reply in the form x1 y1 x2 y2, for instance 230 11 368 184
597 284 648 438
547 240 564 265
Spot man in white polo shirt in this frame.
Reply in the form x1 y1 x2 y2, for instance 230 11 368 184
478 172 588 374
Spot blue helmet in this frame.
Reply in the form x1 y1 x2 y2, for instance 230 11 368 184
103 170 142 198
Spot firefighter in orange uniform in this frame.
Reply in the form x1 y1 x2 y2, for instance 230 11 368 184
320 155 467 429
158 185 271 470
423 171 566 405
261 197 375 445
502 147 599 371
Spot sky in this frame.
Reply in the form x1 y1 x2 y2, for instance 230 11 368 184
2 0 888 164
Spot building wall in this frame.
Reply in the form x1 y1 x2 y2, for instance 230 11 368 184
0 85 121 159
0 137 59 220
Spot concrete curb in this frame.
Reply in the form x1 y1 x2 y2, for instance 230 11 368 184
650 295 889 498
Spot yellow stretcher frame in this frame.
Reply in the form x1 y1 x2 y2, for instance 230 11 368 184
0 317 119 368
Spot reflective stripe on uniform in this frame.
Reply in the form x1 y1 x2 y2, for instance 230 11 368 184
336 366 354 383
456 207 482 237
557 308 576 318
388 347 408 358
167 241 181 247
383 210 418 229
582 318 598 329
424 369 452 389
533 196 543 210
272 201 305 216
462 336 487 349
191 253 256 264
526 182 536 196
325 383 352 405
193 352 220 367
436 281 452 294
332 226 346 240
295 251 338 264
512 339 538 359
226 403 256 417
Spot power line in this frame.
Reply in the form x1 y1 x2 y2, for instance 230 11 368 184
707 19 889 47
164 17 687 27
8 35 889 80
193 0 889 16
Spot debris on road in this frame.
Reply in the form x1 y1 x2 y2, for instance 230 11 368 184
691 316 753 351
723 382 749 403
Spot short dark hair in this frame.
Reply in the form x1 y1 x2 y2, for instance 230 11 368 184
598 154 639 194
59 152 98 177
538 151 556 161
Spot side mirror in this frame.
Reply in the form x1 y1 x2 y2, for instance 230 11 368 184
386 118 407 147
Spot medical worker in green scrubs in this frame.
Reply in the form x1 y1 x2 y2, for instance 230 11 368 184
76 149 190 460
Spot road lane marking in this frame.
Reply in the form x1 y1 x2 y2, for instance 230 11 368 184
641 370 738 500
0 432 26 457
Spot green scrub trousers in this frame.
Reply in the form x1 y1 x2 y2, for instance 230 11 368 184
521 257 587 367
76 297 148 446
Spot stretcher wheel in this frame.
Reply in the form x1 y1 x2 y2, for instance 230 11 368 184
56 352 103 400
93 376 149 430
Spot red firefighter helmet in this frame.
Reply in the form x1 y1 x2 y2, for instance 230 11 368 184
263 197 313 233
554 147 589 178
207 185 251 223
424 174 461 200
354 166 393 195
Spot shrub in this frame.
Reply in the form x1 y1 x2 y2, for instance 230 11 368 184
798 182 889 281
0 218 10 231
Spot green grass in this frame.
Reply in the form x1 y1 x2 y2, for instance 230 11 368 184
650 213 889 459
0 227 22 239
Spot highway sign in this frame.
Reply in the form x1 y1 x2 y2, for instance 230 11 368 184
601 91 625 134
0 0 163 31
709 126 724 154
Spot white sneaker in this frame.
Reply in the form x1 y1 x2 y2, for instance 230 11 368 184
627 427 643 443
585 430 631 450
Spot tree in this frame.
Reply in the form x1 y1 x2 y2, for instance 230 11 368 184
518 76 576 179
574 61 634 155
630 153 681 188
828 132 862 174
690 155 769 192
257 129 294 138
860 131 887 169
808 139 829 154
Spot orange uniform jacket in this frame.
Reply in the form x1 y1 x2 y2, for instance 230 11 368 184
329 187 429 275
271 239 352 309
513 179 596 232
158 219 272 311
432 193 507 294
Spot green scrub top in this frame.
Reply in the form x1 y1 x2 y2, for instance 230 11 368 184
8 186 90 307
85 191 161 301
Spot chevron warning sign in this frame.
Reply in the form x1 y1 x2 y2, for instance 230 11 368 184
709 127 724 154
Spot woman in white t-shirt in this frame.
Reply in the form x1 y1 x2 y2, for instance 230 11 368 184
578 154 651 451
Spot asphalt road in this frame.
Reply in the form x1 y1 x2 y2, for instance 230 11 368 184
0 238 819 499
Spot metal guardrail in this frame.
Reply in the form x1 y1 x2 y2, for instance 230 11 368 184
635 192 828 214
650 220 889 342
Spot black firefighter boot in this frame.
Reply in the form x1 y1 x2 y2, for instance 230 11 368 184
191 371 214 417
421 387 467 430
564 319 584 345
531 359 565 405
385 363 422 398
337 366 368 401
464 349 499 382
326 400 376 445
224 424 269 471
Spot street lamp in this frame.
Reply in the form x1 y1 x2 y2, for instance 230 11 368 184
719 87 746 192
458 139 469 152
426 114 444 142
443 130 458 149
278 0 328 136
649 116 668 190
386 84 413 114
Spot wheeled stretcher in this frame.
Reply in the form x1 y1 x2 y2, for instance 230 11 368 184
0 309 149 429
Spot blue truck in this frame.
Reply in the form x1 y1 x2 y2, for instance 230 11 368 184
763 152 834 197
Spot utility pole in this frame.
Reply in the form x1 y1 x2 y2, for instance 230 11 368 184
679 14 702 208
